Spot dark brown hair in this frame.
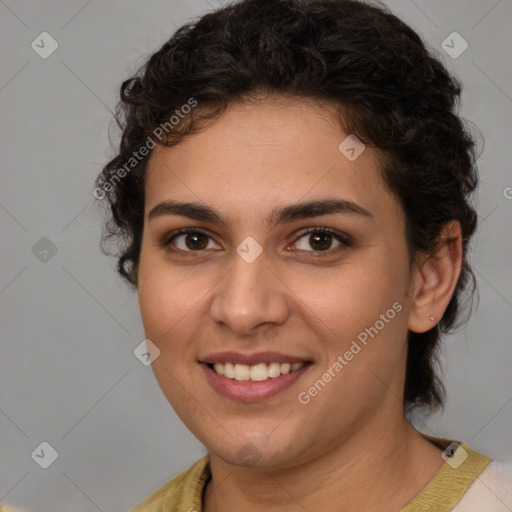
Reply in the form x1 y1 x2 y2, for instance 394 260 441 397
96 0 479 412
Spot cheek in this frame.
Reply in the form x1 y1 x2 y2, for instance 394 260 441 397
137 246 200 339
137 269 185 372
137 272 203 410
291 250 407 334
294 250 409 389
138 280 195 351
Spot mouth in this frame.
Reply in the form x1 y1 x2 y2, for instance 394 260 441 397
205 361 308 381
198 354 313 401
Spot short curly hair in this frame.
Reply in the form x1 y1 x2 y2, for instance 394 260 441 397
96 0 479 413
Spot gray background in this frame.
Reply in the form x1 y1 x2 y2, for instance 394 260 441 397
0 0 511 511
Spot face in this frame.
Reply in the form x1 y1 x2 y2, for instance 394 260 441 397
138 96 418 470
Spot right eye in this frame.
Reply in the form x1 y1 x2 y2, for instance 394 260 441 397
162 228 221 254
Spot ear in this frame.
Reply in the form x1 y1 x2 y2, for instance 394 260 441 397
407 220 463 334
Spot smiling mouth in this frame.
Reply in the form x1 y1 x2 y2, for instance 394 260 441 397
205 361 312 382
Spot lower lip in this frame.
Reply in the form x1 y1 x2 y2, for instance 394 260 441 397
200 363 312 402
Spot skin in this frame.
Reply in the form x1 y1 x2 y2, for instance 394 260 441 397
137 96 462 512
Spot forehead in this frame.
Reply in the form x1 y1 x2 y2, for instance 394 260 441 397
144 98 402 227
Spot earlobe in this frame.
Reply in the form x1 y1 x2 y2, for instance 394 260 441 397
407 220 463 334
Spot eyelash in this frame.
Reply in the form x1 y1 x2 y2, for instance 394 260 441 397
160 227 352 258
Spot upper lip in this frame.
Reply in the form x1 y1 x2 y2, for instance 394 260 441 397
199 351 311 366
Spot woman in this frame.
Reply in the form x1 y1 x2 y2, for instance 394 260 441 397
96 0 512 510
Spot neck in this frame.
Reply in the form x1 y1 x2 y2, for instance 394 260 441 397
203 415 443 512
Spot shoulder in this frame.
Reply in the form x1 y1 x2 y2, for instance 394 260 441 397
453 460 512 512
130 455 210 512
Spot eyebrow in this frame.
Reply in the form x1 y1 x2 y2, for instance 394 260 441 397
148 198 374 227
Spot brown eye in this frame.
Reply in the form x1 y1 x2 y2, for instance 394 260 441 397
308 231 333 251
163 229 220 252
182 232 208 250
291 228 352 255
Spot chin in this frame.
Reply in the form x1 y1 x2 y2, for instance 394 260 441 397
199 428 307 470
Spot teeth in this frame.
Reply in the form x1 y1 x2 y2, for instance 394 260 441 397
210 361 306 381
250 363 268 382
267 362 281 378
234 363 250 381
224 362 235 379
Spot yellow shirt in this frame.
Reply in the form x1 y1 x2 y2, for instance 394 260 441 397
130 437 492 511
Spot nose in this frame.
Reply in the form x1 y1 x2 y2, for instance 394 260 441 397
209 248 290 337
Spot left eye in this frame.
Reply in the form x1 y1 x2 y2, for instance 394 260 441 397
291 228 351 254
162 228 351 255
